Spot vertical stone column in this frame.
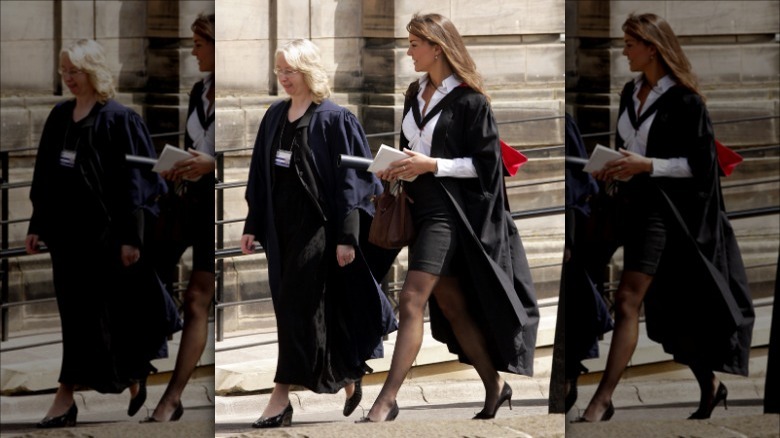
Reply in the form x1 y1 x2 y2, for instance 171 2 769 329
145 1 182 149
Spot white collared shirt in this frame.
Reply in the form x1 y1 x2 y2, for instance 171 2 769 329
617 74 692 178
401 74 477 178
186 74 215 156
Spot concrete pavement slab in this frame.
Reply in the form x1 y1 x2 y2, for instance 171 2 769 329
0 375 215 437
565 355 774 437
565 414 779 438
218 415 565 438
216 374 560 437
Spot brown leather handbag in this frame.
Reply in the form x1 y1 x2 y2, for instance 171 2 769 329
368 180 415 249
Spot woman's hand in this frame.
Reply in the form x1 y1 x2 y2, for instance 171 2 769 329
376 149 436 181
25 234 42 254
592 148 652 181
241 234 256 254
336 244 355 267
121 245 140 267
160 150 216 181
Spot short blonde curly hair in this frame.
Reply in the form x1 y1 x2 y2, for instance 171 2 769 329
60 39 115 103
276 39 331 104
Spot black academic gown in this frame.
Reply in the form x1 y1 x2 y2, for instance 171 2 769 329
614 80 755 376
28 99 179 393
244 99 398 393
564 113 613 377
400 83 539 376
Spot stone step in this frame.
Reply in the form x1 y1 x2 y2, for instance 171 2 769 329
0 322 216 394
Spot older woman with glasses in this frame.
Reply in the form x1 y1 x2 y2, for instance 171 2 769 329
25 38 177 428
241 38 397 429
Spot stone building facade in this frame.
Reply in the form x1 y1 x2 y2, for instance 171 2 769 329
0 0 215 338
213 0 566 337
1 0 565 340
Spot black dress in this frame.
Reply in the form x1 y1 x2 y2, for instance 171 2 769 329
244 100 398 393
28 99 179 393
563 113 613 379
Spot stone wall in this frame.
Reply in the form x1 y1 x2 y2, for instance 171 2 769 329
566 0 780 304
0 0 215 337
214 0 566 336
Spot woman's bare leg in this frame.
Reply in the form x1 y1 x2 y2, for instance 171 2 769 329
365 270 438 421
580 270 653 421
149 270 215 421
45 383 75 417
690 366 721 413
260 383 291 417
431 277 504 412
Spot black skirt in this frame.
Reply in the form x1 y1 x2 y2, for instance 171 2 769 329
614 178 667 276
405 174 459 276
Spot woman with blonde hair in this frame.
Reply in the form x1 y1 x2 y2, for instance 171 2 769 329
575 13 754 422
26 38 176 428
241 38 397 428
143 12 216 423
360 13 539 422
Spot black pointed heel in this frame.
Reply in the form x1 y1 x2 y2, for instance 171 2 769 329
252 403 293 428
571 401 614 423
473 382 513 420
343 378 362 416
688 382 728 420
356 401 399 423
127 378 147 416
37 403 78 428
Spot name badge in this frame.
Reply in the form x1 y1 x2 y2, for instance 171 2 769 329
59 150 77 168
275 149 292 168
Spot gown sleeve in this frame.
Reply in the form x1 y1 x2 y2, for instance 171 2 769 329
28 104 65 238
330 110 379 246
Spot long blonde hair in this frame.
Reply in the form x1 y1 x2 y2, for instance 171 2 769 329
60 39 115 103
406 13 489 101
276 39 331 104
622 13 702 98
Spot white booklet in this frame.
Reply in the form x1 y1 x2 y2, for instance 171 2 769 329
367 144 417 181
152 144 210 181
582 144 624 173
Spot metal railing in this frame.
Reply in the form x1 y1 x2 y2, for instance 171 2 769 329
2 113 778 346
211 114 567 341
0 129 186 343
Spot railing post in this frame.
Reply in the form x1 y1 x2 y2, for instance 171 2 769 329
216 152 225 342
2 151 10 341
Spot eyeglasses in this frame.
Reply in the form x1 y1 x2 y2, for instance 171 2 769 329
273 68 299 77
58 68 85 78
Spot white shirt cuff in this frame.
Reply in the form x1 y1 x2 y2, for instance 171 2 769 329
434 158 478 178
650 157 693 178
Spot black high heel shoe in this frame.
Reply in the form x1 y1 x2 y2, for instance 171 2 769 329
356 401 399 423
37 403 78 428
252 403 293 428
127 378 147 416
572 401 615 423
688 382 728 420
343 378 362 416
473 382 513 419
140 401 184 423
